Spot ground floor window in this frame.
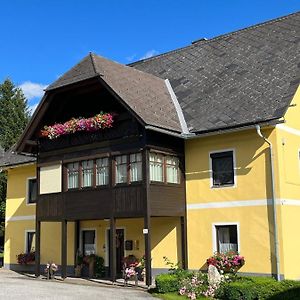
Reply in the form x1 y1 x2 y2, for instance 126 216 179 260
26 231 35 253
82 230 96 255
215 224 238 253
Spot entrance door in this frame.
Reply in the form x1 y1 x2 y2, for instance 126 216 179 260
107 229 125 275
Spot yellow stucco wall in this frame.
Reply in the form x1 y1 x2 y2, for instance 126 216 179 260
185 128 285 276
39 164 62 194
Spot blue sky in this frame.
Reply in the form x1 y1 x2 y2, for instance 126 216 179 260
0 0 299 112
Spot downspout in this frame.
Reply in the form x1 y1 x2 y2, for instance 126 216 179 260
256 125 281 281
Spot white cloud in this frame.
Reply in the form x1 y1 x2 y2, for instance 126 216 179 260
126 54 137 62
19 81 48 100
140 50 159 60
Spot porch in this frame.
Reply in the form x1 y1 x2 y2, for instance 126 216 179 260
34 217 187 286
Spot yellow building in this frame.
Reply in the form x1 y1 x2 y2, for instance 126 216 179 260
1 12 300 283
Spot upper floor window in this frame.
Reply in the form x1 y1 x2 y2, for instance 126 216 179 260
82 160 93 187
67 162 79 189
115 155 128 184
210 151 234 187
166 156 180 184
130 153 142 182
96 158 109 186
27 178 37 204
149 153 164 182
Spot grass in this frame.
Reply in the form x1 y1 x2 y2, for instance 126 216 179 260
152 292 206 300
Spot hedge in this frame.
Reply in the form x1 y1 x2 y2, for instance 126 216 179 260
217 276 300 300
155 273 179 293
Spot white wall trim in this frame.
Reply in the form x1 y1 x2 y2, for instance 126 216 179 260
276 124 300 137
187 198 300 210
212 222 240 253
209 148 237 189
25 176 36 206
6 215 36 222
24 229 35 253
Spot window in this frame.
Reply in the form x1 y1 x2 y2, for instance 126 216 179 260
26 231 35 253
115 155 127 184
27 178 37 204
82 160 93 187
210 151 234 187
166 156 180 184
96 158 109 186
67 162 79 189
82 230 96 256
215 225 238 253
149 153 164 182
130 153 142 182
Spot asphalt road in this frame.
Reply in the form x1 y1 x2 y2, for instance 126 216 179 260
0 270 154 300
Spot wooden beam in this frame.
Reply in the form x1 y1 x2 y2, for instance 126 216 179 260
74 221 80 265
181 216 188 269
61 220 67 279
35 220 41 277
109 217 116 282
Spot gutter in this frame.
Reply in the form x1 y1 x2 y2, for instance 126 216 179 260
256 125 281 281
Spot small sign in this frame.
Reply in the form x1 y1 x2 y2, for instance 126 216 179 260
143 228 149 234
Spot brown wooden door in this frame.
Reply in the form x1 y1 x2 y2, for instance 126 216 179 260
108 228 125 276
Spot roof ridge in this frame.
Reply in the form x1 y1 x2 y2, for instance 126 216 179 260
129 10 300 67
89 52 100 75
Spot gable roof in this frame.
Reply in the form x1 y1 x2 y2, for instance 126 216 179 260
46 53 182 133
131 12 300 133
0 150 35 169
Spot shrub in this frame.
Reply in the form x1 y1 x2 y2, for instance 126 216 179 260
216 276 300 300
156 273 179 293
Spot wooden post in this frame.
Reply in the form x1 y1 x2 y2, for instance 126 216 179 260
144 215 152 286
61 220 67 279
181 216 188 269
143 149 152 286
110 217 116 282
35 220 41 277
74 220 79 265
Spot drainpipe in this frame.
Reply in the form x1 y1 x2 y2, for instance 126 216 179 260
256 125 281 281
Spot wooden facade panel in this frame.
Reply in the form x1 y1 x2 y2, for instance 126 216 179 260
37 193 63 220
149 185 185 216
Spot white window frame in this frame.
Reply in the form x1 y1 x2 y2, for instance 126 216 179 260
24 229 35 253
80 228 97 256
104 226 126 267
26 177 37 205
212 222 240 253
209 148 237 189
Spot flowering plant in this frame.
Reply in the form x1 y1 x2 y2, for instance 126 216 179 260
40 112 114 139
207 251 245 274
45 262 58 279
125 267 136 278
16 252 35 264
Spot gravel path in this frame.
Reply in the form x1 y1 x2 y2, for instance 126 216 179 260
0 269 154 300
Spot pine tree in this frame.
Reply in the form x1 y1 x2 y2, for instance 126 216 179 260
0 79 30 234
0 79 30 150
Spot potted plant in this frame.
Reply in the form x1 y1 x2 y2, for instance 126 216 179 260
44 262 58 279
16 251 35 265
74 251 84 277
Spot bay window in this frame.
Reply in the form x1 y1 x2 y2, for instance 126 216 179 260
130 153 142 182
149 153 164 182
115 155 128 184
166 156 180 184
67 162 79 189
82 160 93 187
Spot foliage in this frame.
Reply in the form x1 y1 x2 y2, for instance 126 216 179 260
16 251 35 264
156 273 180 293
0 79 30 150
152 291 207 300
94 255 105 278
216 276 300 300
40 112 114 139
163 256 191 281
206 252 245 274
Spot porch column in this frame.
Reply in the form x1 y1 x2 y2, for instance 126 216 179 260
74 220 80 265
109 217 116 282
61 220 67 279
180 216 188 269
35 220 41 277
144 215 152 286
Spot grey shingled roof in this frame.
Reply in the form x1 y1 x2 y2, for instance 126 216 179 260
131 12 300 133
47 53 181 133
0 150 36 168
